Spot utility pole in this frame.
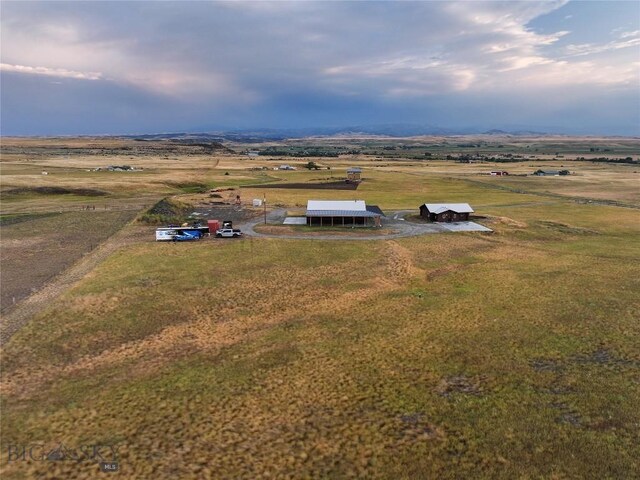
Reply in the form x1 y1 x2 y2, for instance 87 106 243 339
263 194 267 224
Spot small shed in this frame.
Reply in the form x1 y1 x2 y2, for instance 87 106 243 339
419 203 474 222
534 169 569 176
347 167 362 183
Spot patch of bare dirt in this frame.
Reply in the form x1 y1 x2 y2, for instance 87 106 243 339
191 201 262 224
3 186 108 196
250 181 359 190
0 210 138 315
436 375 484 397
0 220 146 344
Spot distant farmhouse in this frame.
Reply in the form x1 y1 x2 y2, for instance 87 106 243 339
107 165 135 171
92 165 138 172
306 200 383 227
346 167 362 183
278 164 296 170
419 203 474 222
533 169 569 176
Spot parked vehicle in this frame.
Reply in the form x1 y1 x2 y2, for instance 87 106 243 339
155 228 203 241
156 228 178 241
215 228 243 238
172 230 203 241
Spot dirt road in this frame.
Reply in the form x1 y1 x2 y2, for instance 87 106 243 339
239 209 449 240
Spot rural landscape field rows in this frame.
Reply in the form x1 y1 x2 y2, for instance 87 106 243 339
1 135 639 478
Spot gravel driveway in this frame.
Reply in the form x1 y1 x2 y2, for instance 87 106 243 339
239 209 452 240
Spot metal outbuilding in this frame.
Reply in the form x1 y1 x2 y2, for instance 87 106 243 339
533 170 569 176
306 200 382 227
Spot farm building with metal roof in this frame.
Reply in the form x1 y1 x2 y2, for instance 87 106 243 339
533 169 569 176
306 200 383 227
419 203 474 222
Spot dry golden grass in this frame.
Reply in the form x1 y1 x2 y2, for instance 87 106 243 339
2 137 640 479
2 207 640 478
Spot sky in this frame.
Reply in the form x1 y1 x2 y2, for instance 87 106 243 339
1 1 639 136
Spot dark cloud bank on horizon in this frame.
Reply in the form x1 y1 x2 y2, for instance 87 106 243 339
1 1 639 136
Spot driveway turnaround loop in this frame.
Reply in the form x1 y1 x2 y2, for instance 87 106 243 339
239 209 490 241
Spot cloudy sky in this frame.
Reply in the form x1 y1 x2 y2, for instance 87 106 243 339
1 1 639 136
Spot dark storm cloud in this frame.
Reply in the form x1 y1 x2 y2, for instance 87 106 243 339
1 1 638 135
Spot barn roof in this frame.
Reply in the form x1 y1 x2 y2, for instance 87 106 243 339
366 205 385 216
347 167 362 173
306 210 379 217
307 200 366 211
306 200 380 217
421 203 474 214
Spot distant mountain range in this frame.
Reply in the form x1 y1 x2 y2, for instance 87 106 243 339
481 128 549 136
123 124 551 142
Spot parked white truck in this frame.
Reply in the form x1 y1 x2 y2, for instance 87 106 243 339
215 228 243 238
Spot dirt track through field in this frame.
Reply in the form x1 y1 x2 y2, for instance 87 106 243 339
0 224 147 347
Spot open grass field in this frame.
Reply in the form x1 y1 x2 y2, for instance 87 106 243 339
1 136 639 478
